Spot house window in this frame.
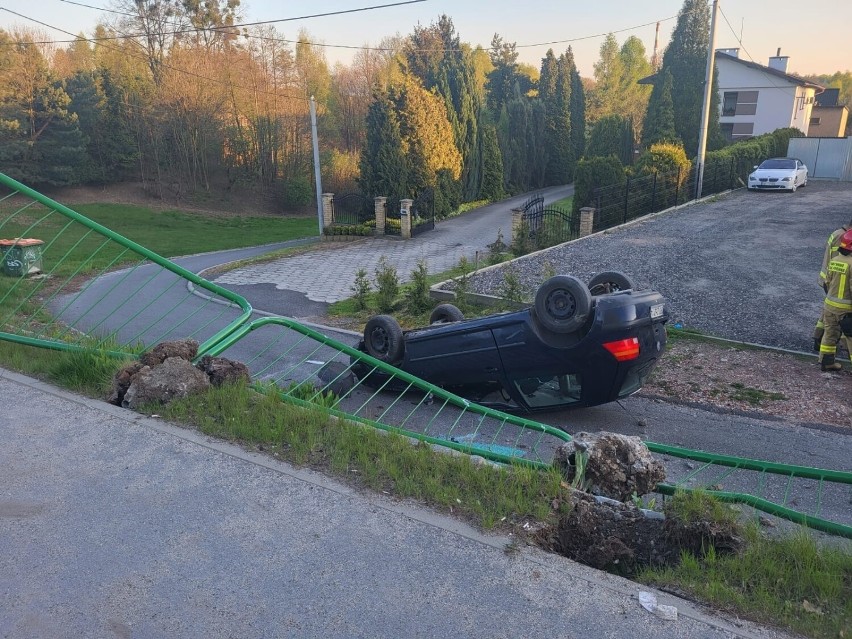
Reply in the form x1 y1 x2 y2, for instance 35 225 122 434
810 117 821 125
721 122 754 142
722 92 738 116
721 91 759 117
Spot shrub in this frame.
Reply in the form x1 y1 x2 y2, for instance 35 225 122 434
281 174 314 209
487 228 508 264
374 256 399 313
572 155 626 214
351 268 372 311
403 260 432 314
634 143 692 208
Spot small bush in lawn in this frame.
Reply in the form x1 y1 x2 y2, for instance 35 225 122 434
352 268 372 311
404 259 432 314
487 228 508 264
511 221 533 256
374 256 399 313
453 256 473 312
499 266 528 308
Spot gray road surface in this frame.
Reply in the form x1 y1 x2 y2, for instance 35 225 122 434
213 185 574 312
465 181 852 353
0 369 794 639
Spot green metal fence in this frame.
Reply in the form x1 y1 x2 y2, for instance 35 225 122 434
1 170 850 539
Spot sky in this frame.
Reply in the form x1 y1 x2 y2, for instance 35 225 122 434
0 0 849 77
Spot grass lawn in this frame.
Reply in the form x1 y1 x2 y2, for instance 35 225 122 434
551 195 574 210
71 204 318 256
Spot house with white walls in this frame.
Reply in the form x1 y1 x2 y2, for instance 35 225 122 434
715 49 823 141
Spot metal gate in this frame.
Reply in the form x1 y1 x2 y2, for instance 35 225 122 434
788 137 852 180
520 195 578 249
411 189 435 237
332 193 374 226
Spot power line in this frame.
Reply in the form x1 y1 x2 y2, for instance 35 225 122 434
0 7 313 102
4 3 676 56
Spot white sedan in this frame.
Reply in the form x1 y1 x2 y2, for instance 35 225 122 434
747 157 808 192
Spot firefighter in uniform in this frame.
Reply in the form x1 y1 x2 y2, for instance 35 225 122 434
814 219 852 352
818 229 852 371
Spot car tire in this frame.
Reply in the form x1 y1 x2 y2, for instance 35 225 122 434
429 303 464 324
533 275 592 334
587 271 635 296
791 183 797 193
363 315 404 365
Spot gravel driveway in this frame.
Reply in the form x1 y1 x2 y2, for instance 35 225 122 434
464 182 852 353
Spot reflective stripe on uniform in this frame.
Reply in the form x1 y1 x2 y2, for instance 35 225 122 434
825 298 852 310
820 343 837 355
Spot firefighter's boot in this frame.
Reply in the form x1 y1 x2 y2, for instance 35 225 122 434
820 354 843 372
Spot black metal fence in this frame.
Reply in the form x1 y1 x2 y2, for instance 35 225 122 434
592 157 751 232
517 194 579 252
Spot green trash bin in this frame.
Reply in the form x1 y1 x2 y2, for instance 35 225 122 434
0 238 44 277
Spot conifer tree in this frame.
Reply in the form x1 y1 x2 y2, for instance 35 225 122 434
649 0 720 154
642 69 678 147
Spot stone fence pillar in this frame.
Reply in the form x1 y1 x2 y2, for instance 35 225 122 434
321 193 334 229
510 207 524 246
579 206 595 238
400 199 413 239
374 196 387 235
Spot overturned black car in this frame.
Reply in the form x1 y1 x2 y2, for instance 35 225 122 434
352 272 669 413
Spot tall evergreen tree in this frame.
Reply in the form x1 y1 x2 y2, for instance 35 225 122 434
478 118 504 201
642 69 678 147
587 114 632 164
565 47 586 172
359 94 409 200
617 36 653 142
539 49 574 185
485 34 520 116
588 33 624 125
405 16 483 200
65 69 137 183
650 0 720 154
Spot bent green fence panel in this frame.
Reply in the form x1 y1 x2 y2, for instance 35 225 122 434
1 171 850 538
0 173 252 356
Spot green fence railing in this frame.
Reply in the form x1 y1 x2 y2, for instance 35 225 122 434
1 171 850 539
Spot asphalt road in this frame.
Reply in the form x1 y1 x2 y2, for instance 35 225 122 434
0 370 792 639
42 183 852 528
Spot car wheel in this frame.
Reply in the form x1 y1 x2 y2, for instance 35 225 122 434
429 303 464 324
587 271 636 296
791 183 797 193
533 275 592 334
363 315 404 365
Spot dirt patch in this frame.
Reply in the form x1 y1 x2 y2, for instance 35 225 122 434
535 490 743 575
642 336 852 430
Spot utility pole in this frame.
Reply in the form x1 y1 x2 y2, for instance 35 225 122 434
309 96 323 236
651 21 661 70
695 0 719 200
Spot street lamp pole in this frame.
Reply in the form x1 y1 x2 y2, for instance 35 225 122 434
310 95 323 236
695 0 720 200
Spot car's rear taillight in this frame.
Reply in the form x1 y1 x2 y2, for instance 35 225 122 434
603 337 640 361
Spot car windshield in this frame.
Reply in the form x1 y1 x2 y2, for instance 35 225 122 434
759 159 796 170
